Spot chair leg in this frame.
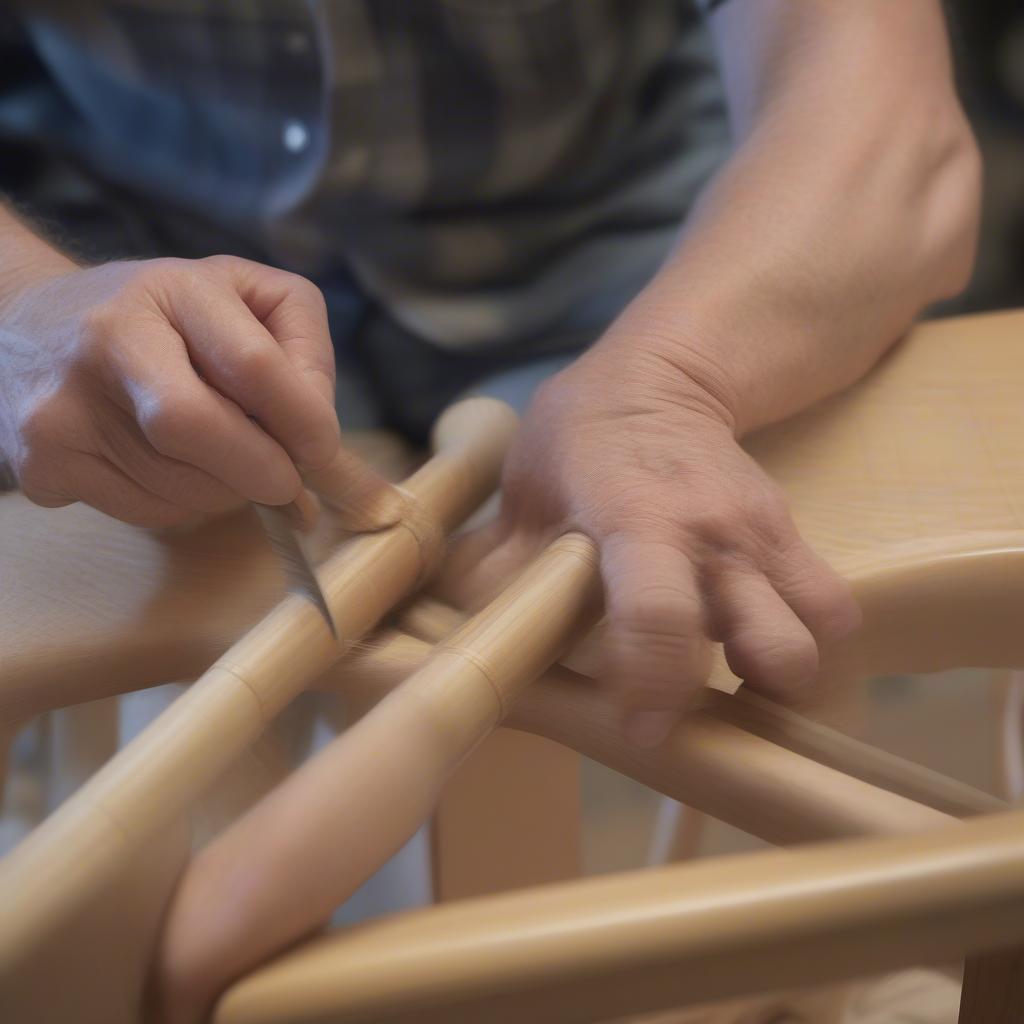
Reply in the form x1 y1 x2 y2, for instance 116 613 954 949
959 949 1024 1023
430 729 581 901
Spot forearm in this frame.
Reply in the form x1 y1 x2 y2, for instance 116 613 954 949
0 204 77 307
602 0 981 436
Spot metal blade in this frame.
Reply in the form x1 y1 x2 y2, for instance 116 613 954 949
254 503 336 636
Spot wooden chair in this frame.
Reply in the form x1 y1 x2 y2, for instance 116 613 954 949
2 309 1024 1023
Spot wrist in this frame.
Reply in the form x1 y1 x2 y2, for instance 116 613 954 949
0 251 78 311
591 304 744 437
595 245 832 438
0 210 79 312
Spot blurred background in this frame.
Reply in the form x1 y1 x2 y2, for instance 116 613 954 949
1 1 1022 312
945 0 1024 313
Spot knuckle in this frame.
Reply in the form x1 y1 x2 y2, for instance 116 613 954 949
77 308 123 372
231 342 277 384
685 507 737 550
813 579 862 642
140 394 206 457
772 550 862 644
284 271 323 304
295 434 338 472
201 253 240 272
609 582 701 638
732 629 819 692
156 259 205 294
689 484 793 554
743 485 794 545
145 255 187 278
127 258 178 292
79 301 118 346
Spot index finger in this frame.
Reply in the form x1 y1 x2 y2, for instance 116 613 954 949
207 256 337 408
167 277 341 471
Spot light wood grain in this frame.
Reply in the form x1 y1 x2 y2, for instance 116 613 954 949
326 617 980 844
703 688 1003 818
0 432 418 728
0 398 518 1024
746 310 1024 566
153 533 601 1022
214 807 1024 1024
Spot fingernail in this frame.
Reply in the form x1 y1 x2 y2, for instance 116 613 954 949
623 710 676 749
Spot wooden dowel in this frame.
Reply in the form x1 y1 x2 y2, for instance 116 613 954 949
531 697 951 844
393 598 1000 823
154 533 602 1023
328 617 957 843
0 398 518 991
214 808 1024 1024
705 688 1004 818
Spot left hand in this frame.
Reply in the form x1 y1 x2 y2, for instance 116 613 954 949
443 330 861 747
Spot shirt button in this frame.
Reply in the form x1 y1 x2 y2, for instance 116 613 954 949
285 30 310 56
282 119 310 153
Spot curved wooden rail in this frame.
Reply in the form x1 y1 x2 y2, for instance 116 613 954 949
213 807 1024 1024
154 534 967 1022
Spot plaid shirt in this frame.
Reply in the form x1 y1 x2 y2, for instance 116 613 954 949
16 1 729 353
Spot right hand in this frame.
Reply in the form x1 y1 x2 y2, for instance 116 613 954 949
0 254 346 526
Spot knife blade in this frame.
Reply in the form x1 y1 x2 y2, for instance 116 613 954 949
254 501 336 636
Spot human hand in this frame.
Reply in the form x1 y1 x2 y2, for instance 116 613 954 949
444 333 860 746
0 254 352 526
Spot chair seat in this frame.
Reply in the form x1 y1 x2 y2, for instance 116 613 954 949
749 309 1024 568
